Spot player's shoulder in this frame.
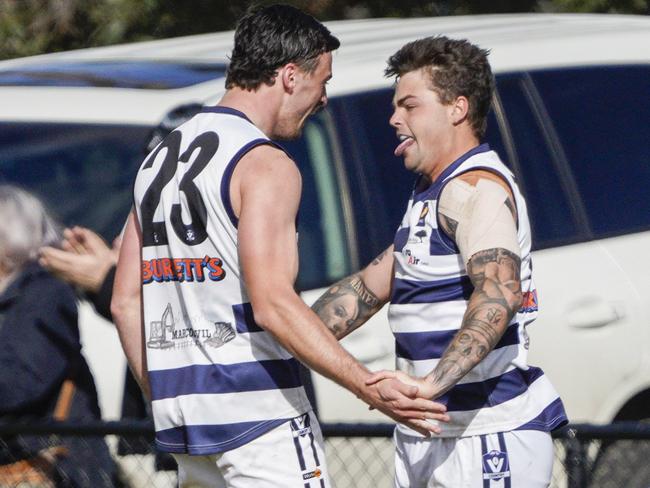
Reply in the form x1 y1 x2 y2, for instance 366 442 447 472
450 169 513 201
454 169 505 187
238 143 300 183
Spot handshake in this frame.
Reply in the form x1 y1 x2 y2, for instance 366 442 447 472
360 370 449 437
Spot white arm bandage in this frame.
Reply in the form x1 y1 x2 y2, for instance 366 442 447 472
438 178 521 265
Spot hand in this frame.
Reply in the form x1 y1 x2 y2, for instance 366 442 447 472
62 226 121 262
39 227 120 293
366 369 439 400
360 373 449 437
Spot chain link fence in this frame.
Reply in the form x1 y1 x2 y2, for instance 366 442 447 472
1 421 650 487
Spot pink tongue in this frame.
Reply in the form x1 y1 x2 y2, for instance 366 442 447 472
394 138 414 157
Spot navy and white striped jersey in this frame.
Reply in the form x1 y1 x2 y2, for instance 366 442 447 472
133 106 311 455
389 144 567 438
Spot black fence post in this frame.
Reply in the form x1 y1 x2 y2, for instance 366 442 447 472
564 428 587 488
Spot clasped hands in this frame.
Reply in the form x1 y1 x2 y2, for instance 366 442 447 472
361 370 448 437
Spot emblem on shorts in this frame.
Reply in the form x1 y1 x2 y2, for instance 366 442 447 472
204 322 236 348
290 414 312 438
482 449 511 481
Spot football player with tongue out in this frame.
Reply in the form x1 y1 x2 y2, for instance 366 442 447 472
311 35 567 488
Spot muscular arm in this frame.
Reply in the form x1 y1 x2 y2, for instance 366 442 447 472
235 145 447 433
424 247 522 396
425 172 522 397
111 210 150 399
311 246 394 339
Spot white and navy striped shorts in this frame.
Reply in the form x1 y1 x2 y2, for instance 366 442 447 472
394 429 554 488
173 410 329 488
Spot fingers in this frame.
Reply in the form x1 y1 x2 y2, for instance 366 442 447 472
39 247 77 273
403 419 439 437
405 397 448 415
63 228 87 254
386 399 449 420
390 379 419 399
75 227 110 254
398 409 450 422
62 226 110 256
365 370 398 386
376 395 449 422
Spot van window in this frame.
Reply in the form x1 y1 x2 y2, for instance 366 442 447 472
328 88 520 265
496 74 581 249
530 66 650 237
0 123 151 239
282 115 353 291
0 62 227 89
327 89 416 266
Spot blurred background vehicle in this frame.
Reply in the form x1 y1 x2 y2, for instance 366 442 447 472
0 13 649 485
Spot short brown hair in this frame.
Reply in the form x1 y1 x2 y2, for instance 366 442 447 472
385 36 494 139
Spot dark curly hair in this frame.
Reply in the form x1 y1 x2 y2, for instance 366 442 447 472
385 36 494 139
225 4 340 90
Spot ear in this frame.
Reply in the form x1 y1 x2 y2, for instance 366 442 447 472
450 96 469 126
280 63 298 94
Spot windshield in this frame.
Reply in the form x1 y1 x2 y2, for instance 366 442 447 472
0 122 152 240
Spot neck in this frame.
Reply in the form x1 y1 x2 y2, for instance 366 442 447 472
423 136 481 185
218 86 281 137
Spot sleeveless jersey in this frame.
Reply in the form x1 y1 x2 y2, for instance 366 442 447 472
389 144 568 438
133 106 311 455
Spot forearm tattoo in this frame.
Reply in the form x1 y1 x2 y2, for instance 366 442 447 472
312 274 383 339
426 248 523 396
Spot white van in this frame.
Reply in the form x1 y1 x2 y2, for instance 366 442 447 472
1 12 649 478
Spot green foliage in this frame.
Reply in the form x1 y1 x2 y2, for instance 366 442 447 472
549 0 648 12
0 0 647 60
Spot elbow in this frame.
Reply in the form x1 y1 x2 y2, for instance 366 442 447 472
110 295 123 324
249 300 280 334
110 290 132 325
248 287 297 335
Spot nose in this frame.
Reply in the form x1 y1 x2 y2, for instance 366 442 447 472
320 88 328 108
389 109 401 128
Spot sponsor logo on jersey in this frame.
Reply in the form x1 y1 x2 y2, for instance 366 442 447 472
204 322 236 348
520 290 538 313
482 449 511 481
416 203 429 227
402 248 421 266
142 255 226 284
408 228 428 245
302 468 322 480
147 304 236 350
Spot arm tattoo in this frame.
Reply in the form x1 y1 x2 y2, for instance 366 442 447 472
504 196 517 220
426 248 523 396
312 274 384 339
439 214 459 240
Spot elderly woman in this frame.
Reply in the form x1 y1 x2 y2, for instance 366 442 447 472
0 185 116 487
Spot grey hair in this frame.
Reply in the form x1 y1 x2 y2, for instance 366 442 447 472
0 185 61 273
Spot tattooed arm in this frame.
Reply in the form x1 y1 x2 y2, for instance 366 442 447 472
422 247 522 397
366 172 523 399
311 245 394 340
424 171 522 397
